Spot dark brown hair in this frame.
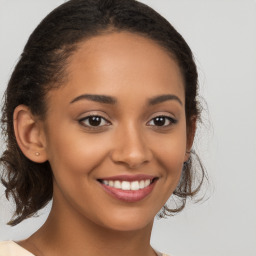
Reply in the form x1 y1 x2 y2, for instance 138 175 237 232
1 0 206 226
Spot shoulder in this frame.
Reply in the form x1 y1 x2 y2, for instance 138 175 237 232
154 249 172 256
0 241 35 256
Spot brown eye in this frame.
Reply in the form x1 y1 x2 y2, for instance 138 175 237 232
153 116 166 126
80 115 110 127
148 116 177 127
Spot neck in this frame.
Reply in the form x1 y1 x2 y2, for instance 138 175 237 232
24 190 156 256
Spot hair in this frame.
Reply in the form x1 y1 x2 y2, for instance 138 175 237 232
0 0 206 226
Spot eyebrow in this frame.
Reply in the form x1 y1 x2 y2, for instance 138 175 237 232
70 93 182 106
70 94 117 104
148 94 183 106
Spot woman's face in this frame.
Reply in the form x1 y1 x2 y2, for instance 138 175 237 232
42 32 189 231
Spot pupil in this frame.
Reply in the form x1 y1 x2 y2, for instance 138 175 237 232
89 116 101 126
154 117 165 126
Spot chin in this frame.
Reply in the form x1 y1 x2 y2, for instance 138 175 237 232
103 220 152 232
97 209 155 232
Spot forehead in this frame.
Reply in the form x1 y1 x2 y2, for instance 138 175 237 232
48 31 185 106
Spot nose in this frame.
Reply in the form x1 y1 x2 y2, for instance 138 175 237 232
110 124 152 169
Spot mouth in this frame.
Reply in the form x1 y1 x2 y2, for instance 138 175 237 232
98 178 157 191
97 175 159 202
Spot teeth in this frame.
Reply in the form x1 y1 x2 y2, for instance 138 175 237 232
121 181 130 190
102 180 109 185
145 179 150 187
139 180 145 189
102 179 152 191
114 180 121 189
131 181 139 191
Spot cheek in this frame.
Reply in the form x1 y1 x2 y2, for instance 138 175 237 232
154 127 187 164
161 138 186 169
49 134 109 176
151 125 187 187
47 131 109 210
44 122 112 192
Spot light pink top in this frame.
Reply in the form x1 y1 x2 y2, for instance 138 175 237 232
0 241 34 256
0 241 170 256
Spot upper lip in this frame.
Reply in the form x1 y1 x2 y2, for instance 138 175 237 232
98 174 157 182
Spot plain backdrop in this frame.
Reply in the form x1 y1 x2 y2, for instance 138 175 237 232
0 1 256 256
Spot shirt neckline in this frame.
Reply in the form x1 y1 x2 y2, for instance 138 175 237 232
8 240 165 256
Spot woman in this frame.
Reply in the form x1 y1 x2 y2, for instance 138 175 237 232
0 0 205 255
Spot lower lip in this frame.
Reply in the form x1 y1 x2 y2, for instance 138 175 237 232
100 181 157 202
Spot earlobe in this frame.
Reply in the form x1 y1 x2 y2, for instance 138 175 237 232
13 105 48 163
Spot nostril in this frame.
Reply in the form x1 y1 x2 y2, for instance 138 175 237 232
110 136 153 169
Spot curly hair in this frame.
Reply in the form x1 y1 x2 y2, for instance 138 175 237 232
0 0 206 226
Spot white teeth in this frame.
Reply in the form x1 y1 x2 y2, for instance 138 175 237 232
139 180 145 189
114 180 121 189
131 181 139 191
145 179 150 187
102 179 153 191
121 181 131 190
102 180 109 185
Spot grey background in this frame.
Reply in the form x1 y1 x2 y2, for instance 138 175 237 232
0 1 256 255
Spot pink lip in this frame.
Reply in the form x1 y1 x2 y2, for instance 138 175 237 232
98 176 158 203
98 174 156 182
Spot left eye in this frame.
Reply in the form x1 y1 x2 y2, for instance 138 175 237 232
147 116 176 127
80 116 110 127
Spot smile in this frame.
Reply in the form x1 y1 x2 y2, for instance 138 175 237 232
98 175 158 202
101 179 152 191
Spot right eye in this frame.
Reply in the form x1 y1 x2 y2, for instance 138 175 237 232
79 115 110 128
147 115 177 127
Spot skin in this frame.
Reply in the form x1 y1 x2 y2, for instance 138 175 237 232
14 32 193 256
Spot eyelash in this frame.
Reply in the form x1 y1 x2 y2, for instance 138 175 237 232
147 115 177 127
79 115 177 130
79 115 111 130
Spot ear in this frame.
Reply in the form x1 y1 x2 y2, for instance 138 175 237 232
13 105 48 163
184 116 197 162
